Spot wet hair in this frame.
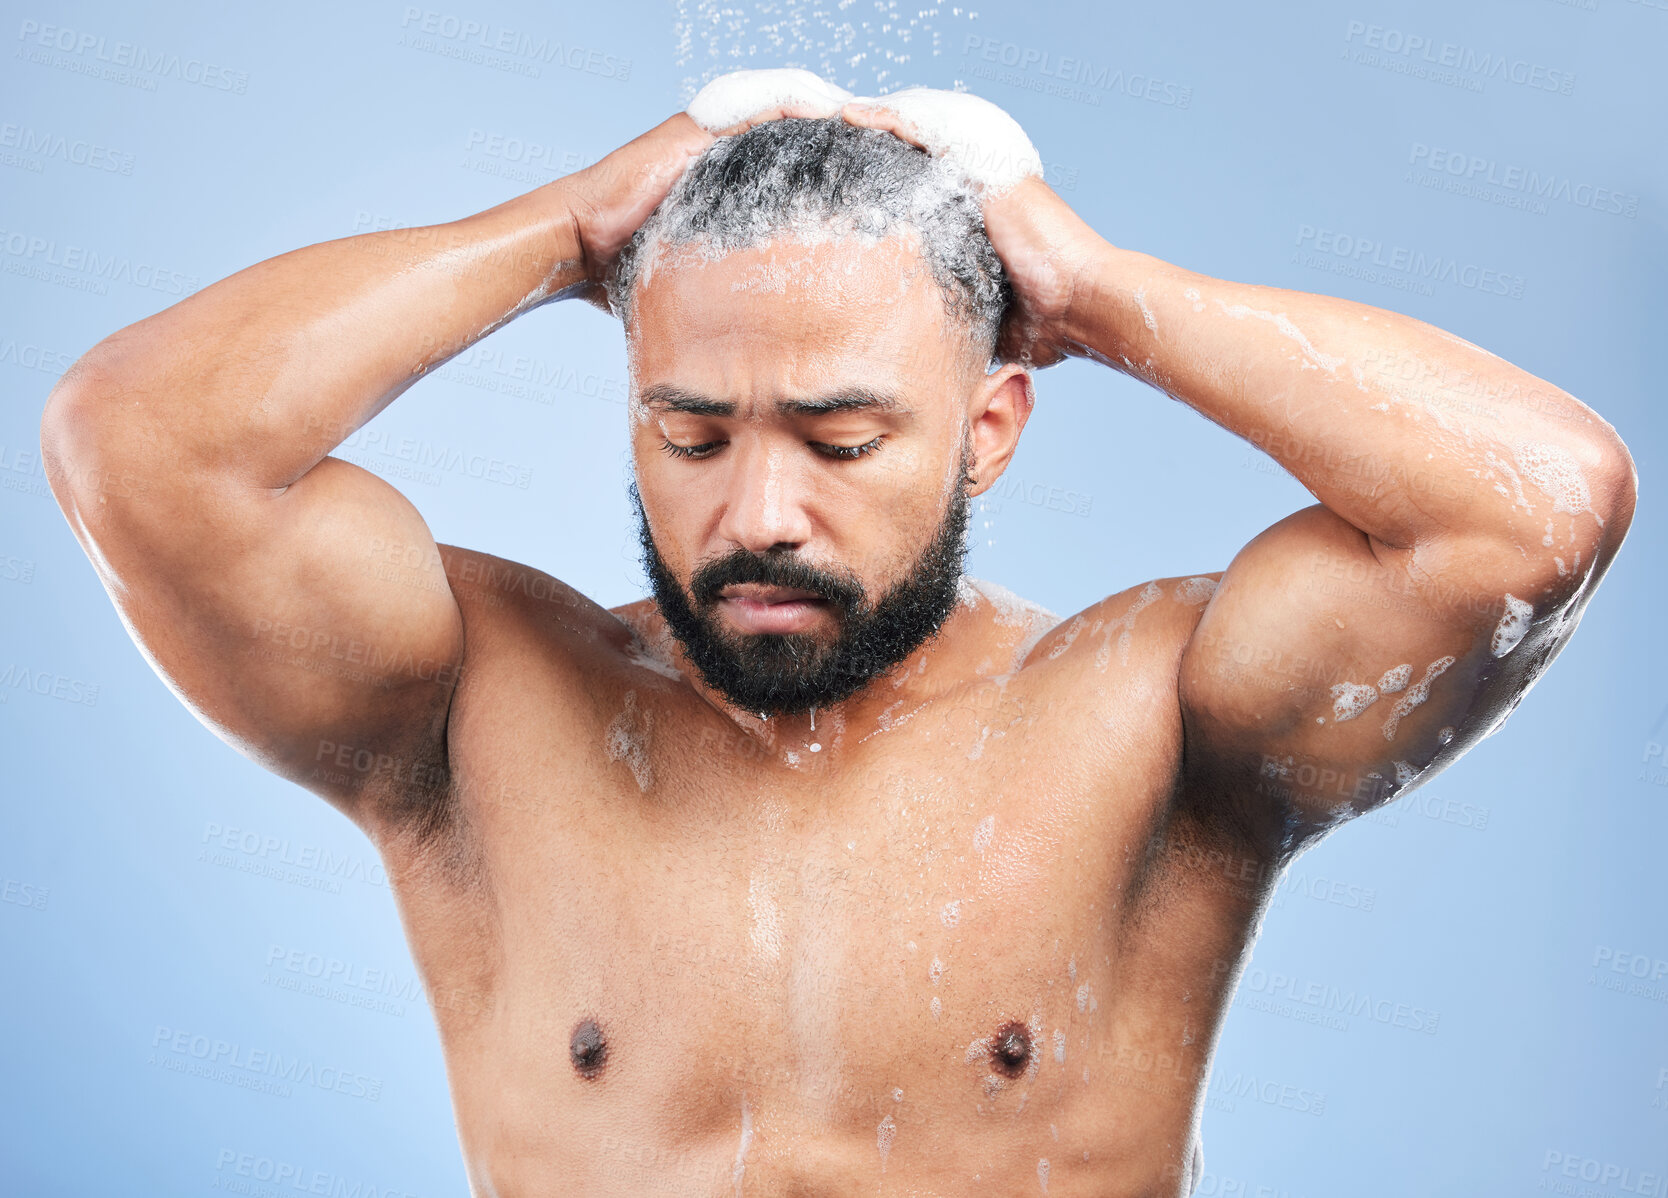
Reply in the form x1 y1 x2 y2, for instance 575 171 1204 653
606 116 1013 368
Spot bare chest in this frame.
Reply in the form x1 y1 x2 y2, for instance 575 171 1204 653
392 670 1240 1193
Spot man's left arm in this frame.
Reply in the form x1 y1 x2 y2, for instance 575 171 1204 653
990 181 1637 850
830 93 1639 850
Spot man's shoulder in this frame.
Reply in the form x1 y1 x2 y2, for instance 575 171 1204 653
435 545 695 697
1014 573 1223 678
437 544 584 613
1007 573 1285 875
953 573 1226 784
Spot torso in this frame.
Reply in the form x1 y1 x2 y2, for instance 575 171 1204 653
373 549 1279 1197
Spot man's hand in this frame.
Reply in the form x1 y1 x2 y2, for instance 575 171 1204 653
977 176 1111 366
838 102 1108 367
563 91 860 312
558 114 714 311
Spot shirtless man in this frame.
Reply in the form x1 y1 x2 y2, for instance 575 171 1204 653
40 71 1636 1196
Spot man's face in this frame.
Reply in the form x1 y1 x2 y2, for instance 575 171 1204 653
624 232 1026 716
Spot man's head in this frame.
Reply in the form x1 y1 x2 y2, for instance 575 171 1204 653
610 116 1033 716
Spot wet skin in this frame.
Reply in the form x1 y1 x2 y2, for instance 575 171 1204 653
41 110 1634 1197
410 552 1237 1197
380 235 1250 1195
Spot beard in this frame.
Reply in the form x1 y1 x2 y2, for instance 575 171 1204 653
631 442 974 717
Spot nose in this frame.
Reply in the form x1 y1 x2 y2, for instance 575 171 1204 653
714 437 814 553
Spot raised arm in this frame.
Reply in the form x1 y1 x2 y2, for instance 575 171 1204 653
980 176 1637 853
38 113 715 833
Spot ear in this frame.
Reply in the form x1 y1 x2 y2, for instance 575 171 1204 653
965 363 1034 498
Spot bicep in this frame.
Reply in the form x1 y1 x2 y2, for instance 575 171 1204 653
69 453 464 818
1177 503 1586 847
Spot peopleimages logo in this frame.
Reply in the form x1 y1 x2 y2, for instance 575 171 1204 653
197 821 388 891
396 8 631 81
1341 20 1576 95
1408 143 1639 219
0 226 201 295
15 19 252 93
0 122 135 174
212 1148 423 1198
1540 1152 1667 1198
1239 966 1441 1034
1590 945 1668 1003
0 663 98 706
262 944 425 1017
0 336 77 376
1293 224 1527 299
150 1025 382 1101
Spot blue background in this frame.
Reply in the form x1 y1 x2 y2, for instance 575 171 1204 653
2 0 1664 1194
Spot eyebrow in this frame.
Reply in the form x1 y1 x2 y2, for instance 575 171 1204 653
639 383 913 418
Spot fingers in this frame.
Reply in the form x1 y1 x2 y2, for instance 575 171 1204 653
709 101 840 138
698 92 934 151
839 101 929 152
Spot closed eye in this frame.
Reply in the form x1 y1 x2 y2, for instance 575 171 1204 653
659 437 886 462
659 439 722 460
812 436 885 461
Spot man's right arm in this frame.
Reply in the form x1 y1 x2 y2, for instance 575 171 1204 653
38 114 714 834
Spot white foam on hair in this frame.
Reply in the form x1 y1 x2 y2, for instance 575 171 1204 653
624 99 1007 359
686 67 855 131
847 85 1044 194
685 68 1044 195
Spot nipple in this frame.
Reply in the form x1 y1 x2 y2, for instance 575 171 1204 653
570 1017 609 1080
990 1020 1033 1078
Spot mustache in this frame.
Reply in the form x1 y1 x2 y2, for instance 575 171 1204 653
689 548 865 613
